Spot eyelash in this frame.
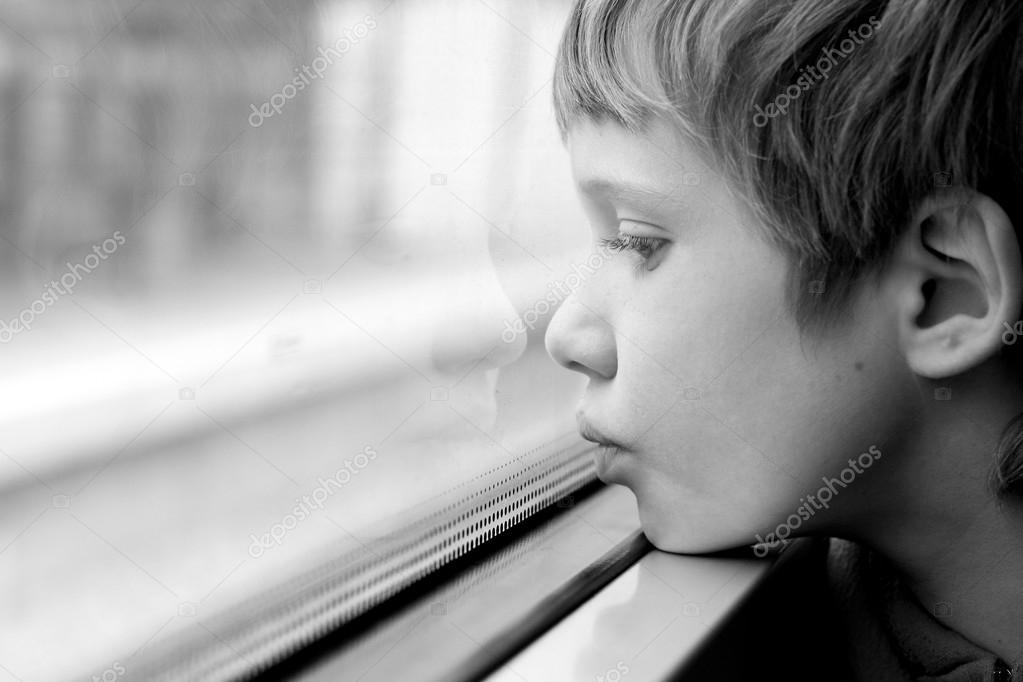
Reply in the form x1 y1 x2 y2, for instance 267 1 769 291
599 234 667 263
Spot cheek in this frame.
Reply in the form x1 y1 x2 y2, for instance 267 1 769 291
618 389 815 553
630 231 788 380
603 241 905 552
602 250 808 550
602 246 786 447
625 311 908 553
640 426 806 552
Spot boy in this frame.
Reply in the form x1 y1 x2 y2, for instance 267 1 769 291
544 0 1023 678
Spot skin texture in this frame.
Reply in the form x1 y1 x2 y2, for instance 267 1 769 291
545 117 1023 660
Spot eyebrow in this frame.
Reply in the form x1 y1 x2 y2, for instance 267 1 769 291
576 177 681 215
578 177 669 199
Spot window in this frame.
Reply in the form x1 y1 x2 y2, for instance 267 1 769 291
0 1 595 679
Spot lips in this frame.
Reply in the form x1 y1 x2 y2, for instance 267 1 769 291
578 418 626 480
576 413 627 451
577 414 635 483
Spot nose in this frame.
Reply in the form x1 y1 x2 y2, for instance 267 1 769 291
545 292 617 380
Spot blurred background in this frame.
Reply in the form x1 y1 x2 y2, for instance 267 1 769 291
0 1 593 679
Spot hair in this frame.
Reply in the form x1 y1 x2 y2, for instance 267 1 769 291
553 0 1023 495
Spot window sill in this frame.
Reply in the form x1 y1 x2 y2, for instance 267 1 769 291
281 483 643 681
280 484 783 682
488 537 775 681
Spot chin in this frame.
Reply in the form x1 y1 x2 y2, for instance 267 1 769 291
633 493 746 555
641 523 721 555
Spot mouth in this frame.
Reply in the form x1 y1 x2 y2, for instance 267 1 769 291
576 414 629 474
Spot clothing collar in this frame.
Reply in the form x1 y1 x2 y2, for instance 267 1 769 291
828 538 1021 681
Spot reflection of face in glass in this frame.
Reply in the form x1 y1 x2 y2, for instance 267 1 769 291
327 190 527 493
397 193 525 416
422 197 529 431
308 0 541 456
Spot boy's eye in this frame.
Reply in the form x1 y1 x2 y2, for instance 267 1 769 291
599 233 668 268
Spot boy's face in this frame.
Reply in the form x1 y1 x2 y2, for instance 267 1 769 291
546 118 910 552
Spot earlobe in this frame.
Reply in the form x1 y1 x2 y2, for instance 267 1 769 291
892 192 1022 379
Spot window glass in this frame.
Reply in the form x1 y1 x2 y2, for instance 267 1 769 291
0 1 592 678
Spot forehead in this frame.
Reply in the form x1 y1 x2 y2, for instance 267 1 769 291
569 118 684 179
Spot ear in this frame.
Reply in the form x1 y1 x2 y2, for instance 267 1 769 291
890 191 1022 379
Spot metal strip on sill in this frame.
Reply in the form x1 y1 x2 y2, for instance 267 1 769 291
258 492 649 682
127 432 599 681
256 477 627 681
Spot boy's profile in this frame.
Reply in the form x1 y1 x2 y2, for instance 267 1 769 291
544 0 1023 678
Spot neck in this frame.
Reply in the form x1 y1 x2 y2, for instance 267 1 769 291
858 368 1023 663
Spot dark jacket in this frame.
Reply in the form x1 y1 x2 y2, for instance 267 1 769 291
672 538 1021 681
